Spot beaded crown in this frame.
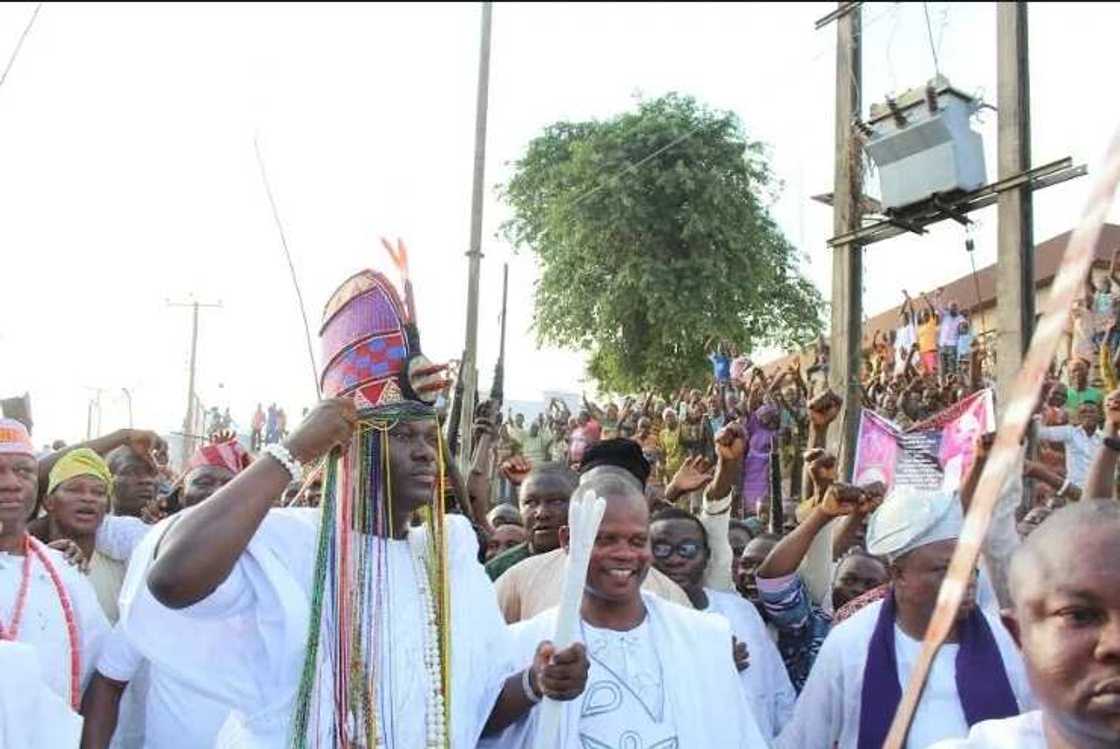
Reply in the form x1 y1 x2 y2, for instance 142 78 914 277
318 244 446 410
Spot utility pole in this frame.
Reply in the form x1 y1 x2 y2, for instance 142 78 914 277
121 388 133 428
458 0 493 470
828 1 863 478
995 2 1035 399
168 299 222 465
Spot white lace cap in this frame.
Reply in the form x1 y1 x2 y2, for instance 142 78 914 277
866 486 962 562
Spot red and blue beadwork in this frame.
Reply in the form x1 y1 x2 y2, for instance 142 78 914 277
319 270 416 409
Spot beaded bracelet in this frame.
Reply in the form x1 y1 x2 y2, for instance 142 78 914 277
263 443 303 482
522 667 542 704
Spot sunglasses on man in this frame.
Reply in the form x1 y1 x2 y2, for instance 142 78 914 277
651 541 704 560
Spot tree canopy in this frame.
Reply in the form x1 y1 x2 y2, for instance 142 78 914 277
500 93 824 394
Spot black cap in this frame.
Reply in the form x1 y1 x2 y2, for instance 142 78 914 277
578 438 651 488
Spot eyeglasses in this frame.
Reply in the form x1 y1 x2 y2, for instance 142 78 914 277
651 541 703 560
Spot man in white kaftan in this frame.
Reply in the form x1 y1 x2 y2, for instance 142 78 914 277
121 506 516 747
775 488 1034 749
0 417 110 747
481 592 769 749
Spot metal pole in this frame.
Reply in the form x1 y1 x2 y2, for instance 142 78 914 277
183 302 200 465
829 1 863 479
458 0 493 469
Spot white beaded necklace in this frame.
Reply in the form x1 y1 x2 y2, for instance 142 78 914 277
409 541 448 748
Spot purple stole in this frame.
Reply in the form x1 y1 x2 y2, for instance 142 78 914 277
856 591 1020 749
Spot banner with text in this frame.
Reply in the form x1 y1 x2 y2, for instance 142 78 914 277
851 389 995 493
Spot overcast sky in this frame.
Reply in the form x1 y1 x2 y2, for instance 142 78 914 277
1 1 1118 445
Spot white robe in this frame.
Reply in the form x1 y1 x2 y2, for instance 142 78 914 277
704 588 796 739
928 710 1046 748
120 509 515 748
480 591 771 749
0 543 109 707
0 640 84 748
775 599 1035 749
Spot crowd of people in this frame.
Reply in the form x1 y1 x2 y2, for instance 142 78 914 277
3 265 1120 749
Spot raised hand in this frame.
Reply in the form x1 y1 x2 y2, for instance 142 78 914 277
713 424 746 462
125 429 165 470
1105 389 1120 433
667 455 715 495
818 483 865 517
283 398 358 465
500 455 533 486
808 390 843 429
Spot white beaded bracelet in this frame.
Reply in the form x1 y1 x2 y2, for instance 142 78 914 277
263 443 303 483
521 667 541 704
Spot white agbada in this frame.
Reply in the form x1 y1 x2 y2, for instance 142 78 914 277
929 711 1046 748
480 591 770 749
98 621 229 749
0 640 84 748
0 542 109 704
774 599 1035 749
704 587 796 739
120 508 516 748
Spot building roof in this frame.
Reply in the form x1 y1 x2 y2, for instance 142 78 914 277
760 223 1120 376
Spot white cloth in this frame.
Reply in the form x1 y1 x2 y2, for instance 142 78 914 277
774 599 1035 749
98 623 229 749
928 710 1046 748
0 543 109 704
1035 423 1102 489
480 592 770 749
91 515 154 749
0 640 84 748
578 619 679 748
120 509 515 748
96 515 152 563
705 588 796 739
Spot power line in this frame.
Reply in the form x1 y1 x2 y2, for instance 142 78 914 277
253 135 321 401
0 2 42 94
922 2 942 79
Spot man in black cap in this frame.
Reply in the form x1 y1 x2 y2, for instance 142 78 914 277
492 439 691 622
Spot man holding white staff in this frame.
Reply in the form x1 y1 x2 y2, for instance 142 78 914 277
481 463 768 748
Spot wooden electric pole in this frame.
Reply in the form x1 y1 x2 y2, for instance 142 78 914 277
995 2 1035 402
829 2 864 478
458 0 493 470
168 299 222 465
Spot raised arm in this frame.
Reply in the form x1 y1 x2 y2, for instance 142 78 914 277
758 483 878 579
38 429 164 497
1086 389 1120 499
147 399 356 609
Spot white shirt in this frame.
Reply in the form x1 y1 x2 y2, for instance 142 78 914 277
121 510 515 748
775 599 1035 749
929 710 1046 748
0 543 109 705
705 587 796 738
579 619 677 748
1035 423 1102 488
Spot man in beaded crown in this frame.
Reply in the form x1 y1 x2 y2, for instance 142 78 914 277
121 241 588 748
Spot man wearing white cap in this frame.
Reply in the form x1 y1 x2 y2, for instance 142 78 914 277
0 417 111 746
775 486 1035 749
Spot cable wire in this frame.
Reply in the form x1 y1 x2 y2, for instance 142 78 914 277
0 3 42 95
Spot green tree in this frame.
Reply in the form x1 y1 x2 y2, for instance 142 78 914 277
500 93 824 394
